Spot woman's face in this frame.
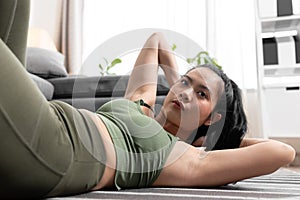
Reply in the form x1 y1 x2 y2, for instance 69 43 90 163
162 67 224 134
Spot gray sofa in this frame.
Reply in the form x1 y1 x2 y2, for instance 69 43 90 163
48 75 169 112
26 47 170 112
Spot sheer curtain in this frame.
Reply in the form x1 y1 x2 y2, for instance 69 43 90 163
56 0 83 74
206 0 257 89
206 0 260 137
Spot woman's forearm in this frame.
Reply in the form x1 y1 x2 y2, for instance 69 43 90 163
239 138 269 148
240 137 296 161
156 33 180 86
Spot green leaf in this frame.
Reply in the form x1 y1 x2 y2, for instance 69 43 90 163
197 57 201 65
204 58 209 64
111 58 122 67
199 51 209 56
186 58 193 63
98 64 104 70
171 44 177 51
212 58 222 69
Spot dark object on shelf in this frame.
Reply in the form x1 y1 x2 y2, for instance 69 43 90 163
263 38 279 65
293 36 300 63
277 0 293 16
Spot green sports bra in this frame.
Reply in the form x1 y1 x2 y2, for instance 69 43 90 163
96 98 178 190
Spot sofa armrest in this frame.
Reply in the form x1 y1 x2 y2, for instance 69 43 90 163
28 72 54 100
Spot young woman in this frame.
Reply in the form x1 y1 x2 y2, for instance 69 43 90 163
0 1 295 198
125 32 247 151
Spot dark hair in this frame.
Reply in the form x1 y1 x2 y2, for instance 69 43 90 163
189 64 247 151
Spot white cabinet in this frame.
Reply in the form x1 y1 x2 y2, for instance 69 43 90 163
255 0 300 138
263 85 300 137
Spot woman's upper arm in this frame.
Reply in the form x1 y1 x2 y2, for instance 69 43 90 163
124 32 180 116
154 140 295 187
124 33 160 108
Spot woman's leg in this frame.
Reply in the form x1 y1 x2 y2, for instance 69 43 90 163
0 1 106 198
0 41 107 198
0 39 74 198
0 0 75 190
0 0 70 198
0 0 30 66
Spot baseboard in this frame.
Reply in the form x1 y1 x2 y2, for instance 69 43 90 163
291 153 300 166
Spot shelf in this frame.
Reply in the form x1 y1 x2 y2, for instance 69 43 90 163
261 14 300 22
263 76 300 88
256 0 300 139
263 64 300 70
261 15 300 33
264 69 300 77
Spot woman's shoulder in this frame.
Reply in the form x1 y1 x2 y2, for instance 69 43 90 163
96 98 143 113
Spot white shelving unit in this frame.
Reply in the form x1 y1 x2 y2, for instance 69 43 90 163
255 0 300 139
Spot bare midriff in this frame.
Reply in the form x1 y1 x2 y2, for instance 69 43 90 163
79 109 116 190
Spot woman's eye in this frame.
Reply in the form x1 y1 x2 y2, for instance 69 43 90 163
180 79 189 86
197 91 207 99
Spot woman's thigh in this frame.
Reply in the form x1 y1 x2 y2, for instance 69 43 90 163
0 40 73 198
0 0 30 65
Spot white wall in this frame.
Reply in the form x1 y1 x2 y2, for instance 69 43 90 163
244 90 263 138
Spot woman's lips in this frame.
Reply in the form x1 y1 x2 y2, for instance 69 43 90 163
172 100 184 110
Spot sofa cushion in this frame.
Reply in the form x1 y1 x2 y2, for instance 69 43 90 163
26 47 68 79
28 72 54 100
48 75 170 99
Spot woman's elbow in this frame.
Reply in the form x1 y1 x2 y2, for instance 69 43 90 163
276 142 296 166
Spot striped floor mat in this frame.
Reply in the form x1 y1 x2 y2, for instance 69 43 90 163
50 168 300 200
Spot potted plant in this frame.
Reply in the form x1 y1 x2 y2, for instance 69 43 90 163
98 58 122 76
172 44 221 69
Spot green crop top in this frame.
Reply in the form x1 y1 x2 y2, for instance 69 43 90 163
96 98 178 190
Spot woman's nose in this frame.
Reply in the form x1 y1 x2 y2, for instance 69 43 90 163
178 88 193 102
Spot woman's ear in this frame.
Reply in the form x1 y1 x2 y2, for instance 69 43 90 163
204 112 222 126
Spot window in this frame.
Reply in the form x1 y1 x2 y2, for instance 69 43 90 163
82 0 207 76
82 0 257 90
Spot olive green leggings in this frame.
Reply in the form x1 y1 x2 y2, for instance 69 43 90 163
0 0 105 198
0 0 29 66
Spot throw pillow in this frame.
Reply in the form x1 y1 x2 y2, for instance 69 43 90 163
26 47 68 79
